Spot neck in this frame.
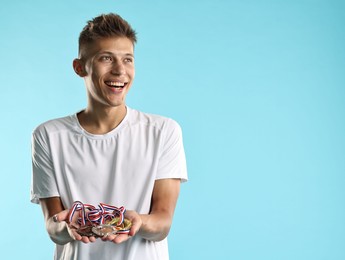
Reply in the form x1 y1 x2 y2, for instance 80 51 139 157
77 104 127 135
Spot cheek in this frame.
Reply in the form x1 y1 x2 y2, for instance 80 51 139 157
91 63 109 78
91 68 105 84
129 68 135 79
91 73 100 86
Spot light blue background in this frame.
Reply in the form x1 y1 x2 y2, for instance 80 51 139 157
1 0 344 259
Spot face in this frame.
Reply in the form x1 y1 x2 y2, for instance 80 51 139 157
75 37 135 109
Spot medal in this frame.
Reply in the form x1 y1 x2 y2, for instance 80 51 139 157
91 224 117 237
68 201 132 237
77 225 94 237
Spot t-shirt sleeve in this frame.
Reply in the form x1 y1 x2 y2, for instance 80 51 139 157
156 119 188 182
30 127 60 204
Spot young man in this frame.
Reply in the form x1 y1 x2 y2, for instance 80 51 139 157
31 13 188 260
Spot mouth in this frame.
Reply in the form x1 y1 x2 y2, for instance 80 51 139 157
104 81 128 90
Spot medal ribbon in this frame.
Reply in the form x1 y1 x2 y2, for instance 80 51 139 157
68 201 128 228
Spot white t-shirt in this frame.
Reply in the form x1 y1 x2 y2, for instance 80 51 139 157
31 107 188 260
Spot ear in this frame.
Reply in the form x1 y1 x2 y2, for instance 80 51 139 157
73 59 87 77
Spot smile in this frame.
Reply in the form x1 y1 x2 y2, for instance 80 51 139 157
105 81 127 89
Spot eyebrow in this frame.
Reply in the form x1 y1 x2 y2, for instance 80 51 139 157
97 51 134 57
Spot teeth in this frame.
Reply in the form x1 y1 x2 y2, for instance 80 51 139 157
106 81 125 87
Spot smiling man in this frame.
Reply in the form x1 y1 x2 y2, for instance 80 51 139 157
31 13 188 260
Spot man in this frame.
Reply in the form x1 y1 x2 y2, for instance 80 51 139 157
31 13 188 260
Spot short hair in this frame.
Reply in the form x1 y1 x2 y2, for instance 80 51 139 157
78 13 137 56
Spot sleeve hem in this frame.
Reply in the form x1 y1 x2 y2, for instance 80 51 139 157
155 176 188 183
30 192 61 204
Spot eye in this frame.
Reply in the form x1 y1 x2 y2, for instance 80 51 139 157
124 57 134 63
100 56 113 62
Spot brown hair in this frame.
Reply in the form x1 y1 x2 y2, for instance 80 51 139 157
78 13 137 55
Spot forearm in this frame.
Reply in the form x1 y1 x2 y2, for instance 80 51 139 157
45 216 74 245
138 211 173 241
137 179 180 242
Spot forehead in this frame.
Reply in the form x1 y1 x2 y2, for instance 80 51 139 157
80 36 134 59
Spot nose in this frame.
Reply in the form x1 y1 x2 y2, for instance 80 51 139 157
111 61 125 75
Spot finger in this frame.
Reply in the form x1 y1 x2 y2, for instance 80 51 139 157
55 209 70 222
70 229 82 241
52 214 59 223
77 234 95 244
81 236 90 243
113 234 130 244
129 220 141 237
129 226 138 237
89 236 97 242
101 233 116 241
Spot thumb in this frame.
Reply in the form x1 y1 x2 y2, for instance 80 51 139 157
53 209 70 223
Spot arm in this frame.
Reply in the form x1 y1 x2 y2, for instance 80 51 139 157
104 178 180 244
138 178 181 241
41 179 180 244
